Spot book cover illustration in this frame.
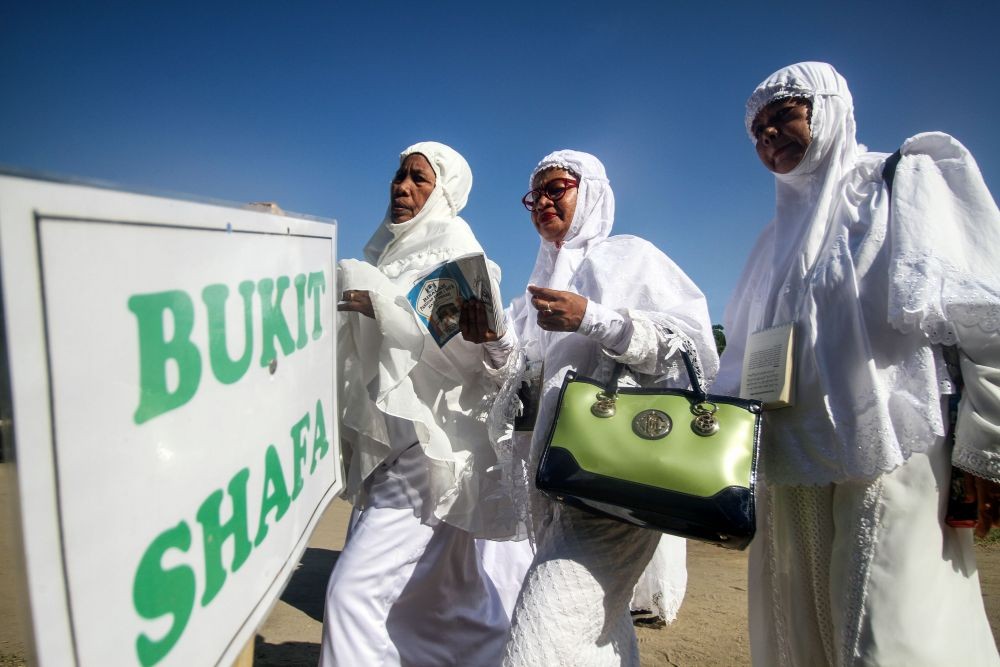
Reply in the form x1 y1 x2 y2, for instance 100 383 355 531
407 253 505 348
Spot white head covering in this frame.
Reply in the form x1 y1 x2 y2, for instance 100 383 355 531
719 62 1000 484
742 62 861 328
362 141 481 279
525 150 616 292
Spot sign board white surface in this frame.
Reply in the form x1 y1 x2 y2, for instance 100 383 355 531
0 174 340 666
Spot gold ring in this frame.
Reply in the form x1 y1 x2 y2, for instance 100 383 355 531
545 303 553 313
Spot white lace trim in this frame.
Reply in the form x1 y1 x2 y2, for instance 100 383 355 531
954 444 1000 485
475 344 531 541
607 312 710 390
890 253 1000 345
378 246 474 279
745 87 815 142
608 315 658 366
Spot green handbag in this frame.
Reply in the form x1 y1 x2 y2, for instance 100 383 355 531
535 351 762 549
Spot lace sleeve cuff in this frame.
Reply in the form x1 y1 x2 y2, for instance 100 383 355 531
606 314 657 367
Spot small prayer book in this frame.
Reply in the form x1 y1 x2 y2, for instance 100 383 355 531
739 322 795 409
407 253 505 348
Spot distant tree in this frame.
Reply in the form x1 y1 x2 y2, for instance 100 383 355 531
712 324 726 356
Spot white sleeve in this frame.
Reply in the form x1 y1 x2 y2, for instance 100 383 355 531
577 299 634 355
483 327 517 369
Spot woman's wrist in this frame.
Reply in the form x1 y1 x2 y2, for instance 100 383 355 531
483 328 515 368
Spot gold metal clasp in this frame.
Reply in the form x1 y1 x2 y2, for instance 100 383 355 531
591 391 618 418
690 401 720 436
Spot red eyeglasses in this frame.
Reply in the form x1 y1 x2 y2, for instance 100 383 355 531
522 178 579 211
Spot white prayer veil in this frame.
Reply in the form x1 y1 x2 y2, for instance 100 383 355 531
363 141 480 278
719 62 1000 484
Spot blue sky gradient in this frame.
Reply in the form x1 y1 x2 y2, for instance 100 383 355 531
3 1 998 322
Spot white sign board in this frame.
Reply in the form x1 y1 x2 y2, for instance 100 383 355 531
0 173 341 666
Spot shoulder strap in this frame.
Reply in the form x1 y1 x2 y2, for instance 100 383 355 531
882 149 903 194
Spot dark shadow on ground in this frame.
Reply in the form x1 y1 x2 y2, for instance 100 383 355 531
254 636 320 666
278 548 340 622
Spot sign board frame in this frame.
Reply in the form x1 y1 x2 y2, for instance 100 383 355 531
0 172 341 666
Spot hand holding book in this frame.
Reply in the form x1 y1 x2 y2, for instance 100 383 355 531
460 299 502 343
338 289 375 319
407 253 506 348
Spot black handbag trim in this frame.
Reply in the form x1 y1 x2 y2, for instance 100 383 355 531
537 446 756 550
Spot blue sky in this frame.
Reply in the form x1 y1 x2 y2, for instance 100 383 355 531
3 2 998 323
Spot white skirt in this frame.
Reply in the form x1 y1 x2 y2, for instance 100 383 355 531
321 444 517 666
750 433 1000 666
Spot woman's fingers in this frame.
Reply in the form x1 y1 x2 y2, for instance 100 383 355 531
337 289 374 318
459 299 497 344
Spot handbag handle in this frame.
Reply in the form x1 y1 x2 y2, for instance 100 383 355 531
604 348 707 401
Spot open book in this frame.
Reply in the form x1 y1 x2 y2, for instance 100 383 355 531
407 253 505 347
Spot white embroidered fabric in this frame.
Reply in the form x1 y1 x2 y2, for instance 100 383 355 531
717 62 1000 485
503 150 719 665
751 441 1000 667
503 505 659 667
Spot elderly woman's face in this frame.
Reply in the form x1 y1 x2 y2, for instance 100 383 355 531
390 153 436 223
751 98 812 174
530 168 577 245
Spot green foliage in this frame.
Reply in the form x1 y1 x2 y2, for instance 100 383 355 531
712 324 726 356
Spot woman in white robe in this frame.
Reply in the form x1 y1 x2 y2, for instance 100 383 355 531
716 61 1000 666
321 141 531 666
501 150 719 666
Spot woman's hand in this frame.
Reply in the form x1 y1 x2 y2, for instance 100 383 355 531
528 285 587 332
338 289 375 319
460 299 500 344
967 473 1000 538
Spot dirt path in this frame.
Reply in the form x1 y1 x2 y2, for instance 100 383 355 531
1 483 996 665
255 498 1000 666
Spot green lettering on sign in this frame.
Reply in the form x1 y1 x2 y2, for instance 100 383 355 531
133 521 196 667
196 468 252 607
290 411 310 500
254 444 291 547
128 291 202 424
202 281 255 385
307 271 326 341
257 276 295 367
311 399 329 474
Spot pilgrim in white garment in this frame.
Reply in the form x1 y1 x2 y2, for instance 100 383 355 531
501 150 719 667
716 62 1000 667
321 141 532 667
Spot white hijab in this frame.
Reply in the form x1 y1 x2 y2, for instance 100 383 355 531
363 141 482 279
719 62 1000 484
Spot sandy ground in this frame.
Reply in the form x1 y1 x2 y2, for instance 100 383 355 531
251 498 1000 666
2 474 999 666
